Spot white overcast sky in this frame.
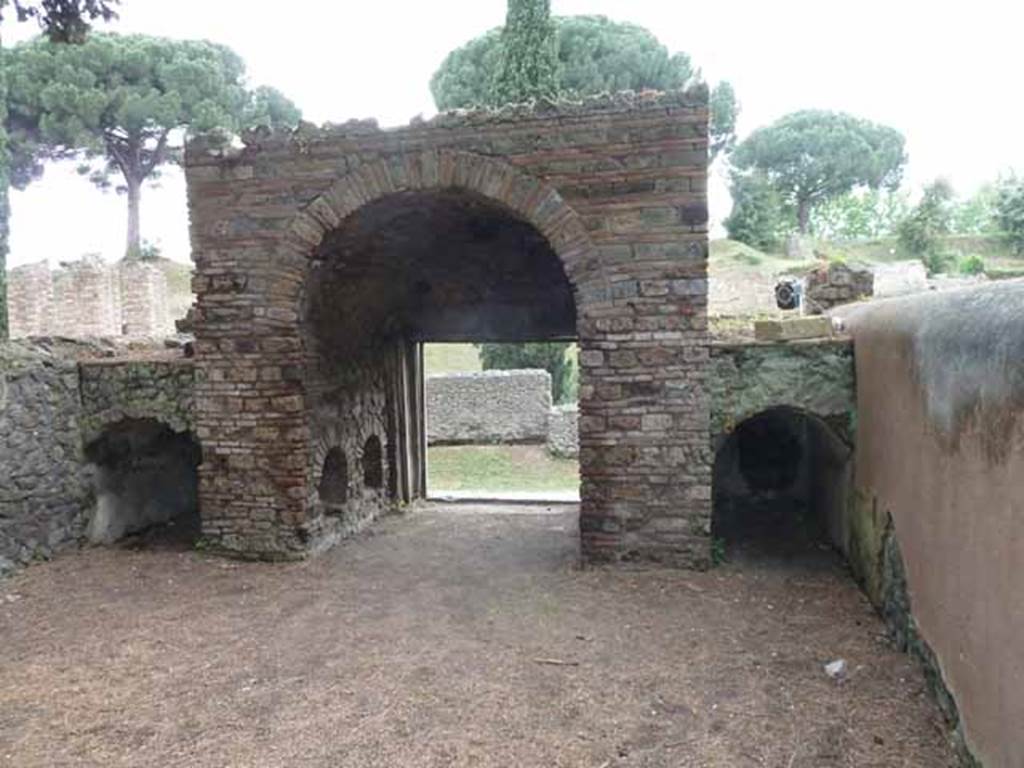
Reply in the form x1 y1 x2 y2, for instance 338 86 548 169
7 0 1024 266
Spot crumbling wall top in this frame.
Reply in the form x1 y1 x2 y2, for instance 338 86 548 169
186 86 709 163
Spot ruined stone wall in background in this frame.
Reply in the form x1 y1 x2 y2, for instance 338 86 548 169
6 258 174 339
426 369 552 445
7 262 53 337
547 403 579 458
52 257 120 336
120 261 171 336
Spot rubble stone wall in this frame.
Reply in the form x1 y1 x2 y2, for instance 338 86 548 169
78 359 195 445
0 345 196 576
0 344 90 574
709 339 856 438
547 403 580 458
301 358 394 554
426 369 551 444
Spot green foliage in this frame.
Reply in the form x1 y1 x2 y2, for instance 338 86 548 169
723 170 791 250
244 85 303 131
711 537 727 566
958 254 986 275
923 250 956 275
138 239 161 261
4 33 301 259
809 188 911 240
477 342 576 403
431 14 737 158
950 184 998 235
0 0 118 340
492 0 558 105
708 81 738 159
731 110 906 233
897 179 956 273
0 0 118 42
995 174 1024 256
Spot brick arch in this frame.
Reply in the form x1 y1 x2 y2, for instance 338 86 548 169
279 149 609 309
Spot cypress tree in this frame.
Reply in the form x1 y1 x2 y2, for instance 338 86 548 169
491 0 558 105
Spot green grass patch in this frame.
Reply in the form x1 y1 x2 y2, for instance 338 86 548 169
424 343 482 375
428 444 579 493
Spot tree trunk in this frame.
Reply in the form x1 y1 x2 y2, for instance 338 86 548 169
0 29 9 341
797 198 812 235
125 174 141 260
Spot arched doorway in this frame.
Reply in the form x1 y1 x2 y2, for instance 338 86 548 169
302 185 581 543
712 407 852 558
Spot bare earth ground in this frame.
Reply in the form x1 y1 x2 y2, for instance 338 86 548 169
0 504 955 767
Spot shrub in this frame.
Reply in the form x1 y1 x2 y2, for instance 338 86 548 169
923 250 956 276
724 171 791 251
995 175 1024 256
477 342 576 404
958 254 986 275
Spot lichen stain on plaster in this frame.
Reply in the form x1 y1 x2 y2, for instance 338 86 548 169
847 279 1024 464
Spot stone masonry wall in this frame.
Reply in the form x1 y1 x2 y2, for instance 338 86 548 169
0 343 91 575
426 369 551 444
6 258 173 339
803 262 874 314
547 403 579 458
52 257 120 336
0 346 196 577
185 89 711 566
300 356 394 555
7 262 53 338
78 359 195 446
120 262 172 337
709 339 856 438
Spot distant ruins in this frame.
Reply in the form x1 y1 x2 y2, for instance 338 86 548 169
7 257 174 338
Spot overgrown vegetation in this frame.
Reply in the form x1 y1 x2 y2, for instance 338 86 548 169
896 179 956 274
478 342 577 404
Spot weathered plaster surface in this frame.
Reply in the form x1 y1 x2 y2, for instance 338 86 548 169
844 280 1024 768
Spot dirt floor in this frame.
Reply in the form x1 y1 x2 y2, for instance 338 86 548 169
0 504 956 767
